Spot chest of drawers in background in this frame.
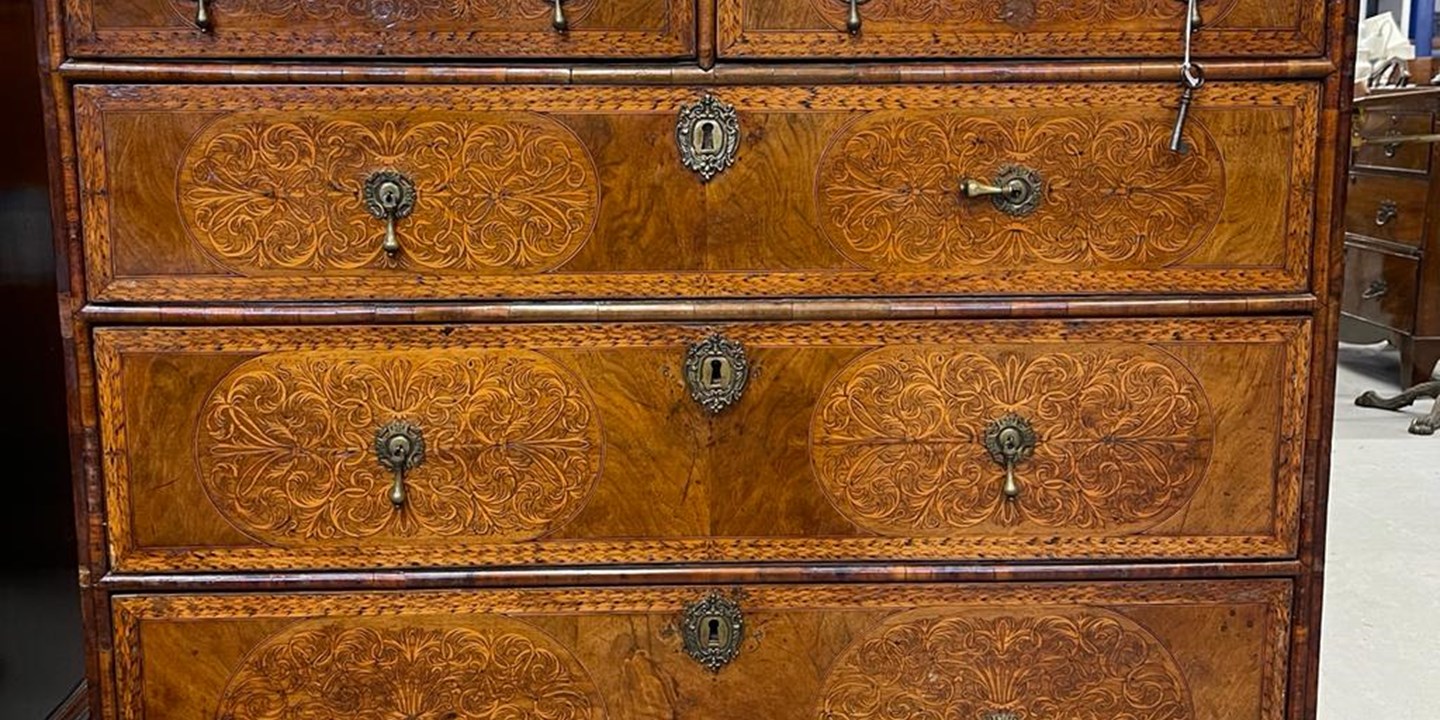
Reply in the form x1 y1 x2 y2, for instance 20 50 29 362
35 1 1355 718
1344 87 1440 387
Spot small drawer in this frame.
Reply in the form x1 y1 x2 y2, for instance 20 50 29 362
97 318 1310 573
76 82 1321 302
113 581 1292 720
1354 111 1435 172
66 0 694 59
1346 172 1430 249
1343 245 1419 333
718 0 1325 59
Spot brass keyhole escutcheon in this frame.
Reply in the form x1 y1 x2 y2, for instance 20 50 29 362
363 170 417 257
685 334 749 414
375 420 425 508
676 95 740 182
984 414 1037 500
960 165 1043 217
681 593 744 673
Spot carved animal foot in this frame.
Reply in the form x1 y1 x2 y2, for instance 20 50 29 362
1355 381 1440 436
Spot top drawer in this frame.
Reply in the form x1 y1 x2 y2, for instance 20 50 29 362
66 0 694 59
719 0 1326 59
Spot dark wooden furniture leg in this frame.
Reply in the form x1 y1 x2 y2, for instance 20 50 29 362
1357 381 1440 434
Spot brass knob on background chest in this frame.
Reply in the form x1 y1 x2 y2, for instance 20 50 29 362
1375 200 1399 227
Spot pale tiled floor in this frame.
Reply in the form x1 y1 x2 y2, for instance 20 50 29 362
1318 342 1440 718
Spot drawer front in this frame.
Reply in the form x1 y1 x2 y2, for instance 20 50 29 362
76 83 1320 302
1354 111 1434 173
113 581 1291 720
66 0 693 58
1342 245 1418 333
718 0 1324 59
97 318 1309 572
1345 172 1430 249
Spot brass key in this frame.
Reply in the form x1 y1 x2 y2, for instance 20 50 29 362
1169 67 1205 154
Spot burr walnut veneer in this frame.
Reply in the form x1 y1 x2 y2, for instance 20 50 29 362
34 0 1355 718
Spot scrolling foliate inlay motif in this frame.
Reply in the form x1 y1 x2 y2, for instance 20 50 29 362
818 607 1193 720
179 112 598 275
196 349 601 546
215 617 603 720
815 111 1223 271
806 0 1237 28
168 0 598 27
810 345 1213 535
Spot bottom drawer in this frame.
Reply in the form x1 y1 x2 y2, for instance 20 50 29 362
1343 245 1419 333
113 580 1291 719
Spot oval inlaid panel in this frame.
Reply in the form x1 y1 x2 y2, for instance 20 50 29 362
814 110 1224 271
818 607 1194 720
168 0 599 28
805 0 1238 30
215 616 604 720
810 345 1214 535
179 111 599 274
196 349 602 546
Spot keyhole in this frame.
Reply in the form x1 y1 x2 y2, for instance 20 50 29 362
388 436 410 464
706 617 722 647
999 428 1021 458
708 357 727 387
695 120 719 155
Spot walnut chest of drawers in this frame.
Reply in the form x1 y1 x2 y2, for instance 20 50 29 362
1343 87 1440 387
34 1 1355 718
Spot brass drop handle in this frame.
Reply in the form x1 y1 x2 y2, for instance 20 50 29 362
363 170 417 258
844 0 870 34
984 415 1037 500
1178 0 1202 28
960 165 1043 217
1376 200 1399 227
1363 279 1389 300
195 0 212 31
551 0 568 32
375 421 425 508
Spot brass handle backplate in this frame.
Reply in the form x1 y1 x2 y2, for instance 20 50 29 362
1363 279 1390 300
363 170 417 257
681 593 744 673
961 165 1043 217
676 95 740 183
684 334 749 414
984 414 1037 500
375 420 425 507
1376 200 1399 227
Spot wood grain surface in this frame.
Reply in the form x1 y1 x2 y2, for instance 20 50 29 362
75 82 1319 302
96 318 1310 572
718 0 1325 59
65 0 694 58
111 580 1292 720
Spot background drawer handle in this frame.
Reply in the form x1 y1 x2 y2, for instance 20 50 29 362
194 0 211 32
984 414 1037 500
364 170 417 257
1363 279 1390 300
961 165 1043 217
375 420 425 507
685 334 749 413
681 593 744 673
1376 200 1399 227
